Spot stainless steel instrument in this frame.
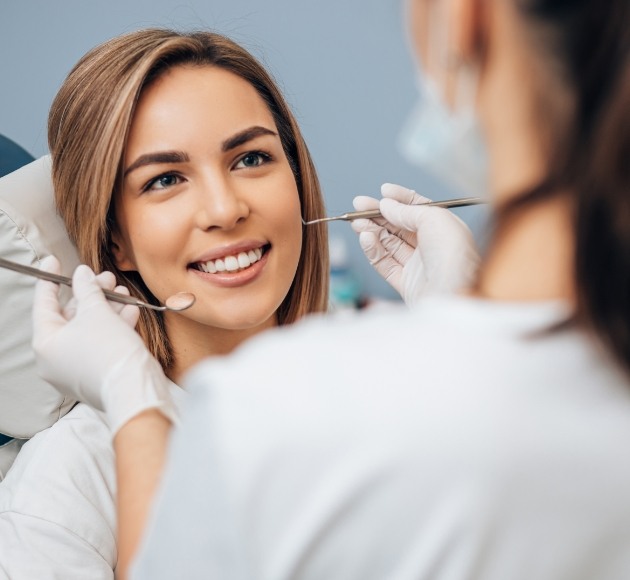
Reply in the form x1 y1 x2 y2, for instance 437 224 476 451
302 196 485 226
0 257 195 312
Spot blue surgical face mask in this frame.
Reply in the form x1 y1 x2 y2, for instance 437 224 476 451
398 5 490 198
398 75 489 198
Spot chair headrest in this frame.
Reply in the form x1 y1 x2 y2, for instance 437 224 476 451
0 156 80 438
0 134 35 178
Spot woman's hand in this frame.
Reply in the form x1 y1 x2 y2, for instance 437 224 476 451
352 183 481 305
32 256 177 435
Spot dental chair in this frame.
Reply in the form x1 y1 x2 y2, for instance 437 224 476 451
0 134 35 179
0 155 80 479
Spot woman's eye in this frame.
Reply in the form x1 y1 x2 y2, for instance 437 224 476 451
145 173 181 191
235 152 271 169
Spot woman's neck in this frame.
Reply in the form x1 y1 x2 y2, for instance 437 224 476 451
164 315 277 385
467 0 580 303
475 38 576 303
475 195 575 302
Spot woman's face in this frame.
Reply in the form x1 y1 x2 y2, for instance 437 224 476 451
114 65 303 333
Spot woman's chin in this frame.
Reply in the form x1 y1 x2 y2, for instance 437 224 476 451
183 309 278 334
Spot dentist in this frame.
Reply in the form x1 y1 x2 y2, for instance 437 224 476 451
33 0 630 578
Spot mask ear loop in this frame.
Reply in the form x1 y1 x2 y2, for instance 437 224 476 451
454 57 480 119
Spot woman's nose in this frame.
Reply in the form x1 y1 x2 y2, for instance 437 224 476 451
195 180 250 231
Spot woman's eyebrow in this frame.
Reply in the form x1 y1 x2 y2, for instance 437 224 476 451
123 127 276 177
222 126 277 152
124 151 189 178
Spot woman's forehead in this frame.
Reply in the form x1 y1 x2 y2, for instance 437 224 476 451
126 65 278 158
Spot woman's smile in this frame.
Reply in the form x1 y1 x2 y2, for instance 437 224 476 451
188 241 271 288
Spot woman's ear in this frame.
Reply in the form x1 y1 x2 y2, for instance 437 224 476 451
451 0 487 64
110 231 137 272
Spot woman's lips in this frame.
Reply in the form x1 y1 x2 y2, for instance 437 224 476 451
189 245 270 288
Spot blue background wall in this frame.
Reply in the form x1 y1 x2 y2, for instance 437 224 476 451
0 0 488 299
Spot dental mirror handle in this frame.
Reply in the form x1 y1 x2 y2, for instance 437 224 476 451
0 257 195 312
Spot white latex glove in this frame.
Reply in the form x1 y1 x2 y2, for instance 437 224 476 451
351 183 480 306
32 256 177 435
61 268 138 326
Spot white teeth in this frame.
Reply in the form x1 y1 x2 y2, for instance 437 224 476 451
225 256 239 272
196 247 264 274
237 252 250 269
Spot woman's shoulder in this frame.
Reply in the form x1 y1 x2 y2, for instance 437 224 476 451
3 402 114 485
0 402 117 566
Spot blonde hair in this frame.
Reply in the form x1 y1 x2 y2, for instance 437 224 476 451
48 29 329 370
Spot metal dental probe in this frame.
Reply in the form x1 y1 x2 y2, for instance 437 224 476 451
302 196 486 226
0 257 196 312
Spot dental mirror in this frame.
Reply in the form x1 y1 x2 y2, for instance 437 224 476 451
0 257 196 313
163 292 197 312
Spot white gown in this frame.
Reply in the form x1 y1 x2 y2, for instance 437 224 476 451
0 384 185 579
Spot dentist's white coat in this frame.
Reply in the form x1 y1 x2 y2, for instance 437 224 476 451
132 296 630 580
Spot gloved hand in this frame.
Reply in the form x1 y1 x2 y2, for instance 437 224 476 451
32 256 177 435
352 183 480 306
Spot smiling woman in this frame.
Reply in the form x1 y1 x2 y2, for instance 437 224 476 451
112 64 307 381
0 29 328 579
49 29 329 376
